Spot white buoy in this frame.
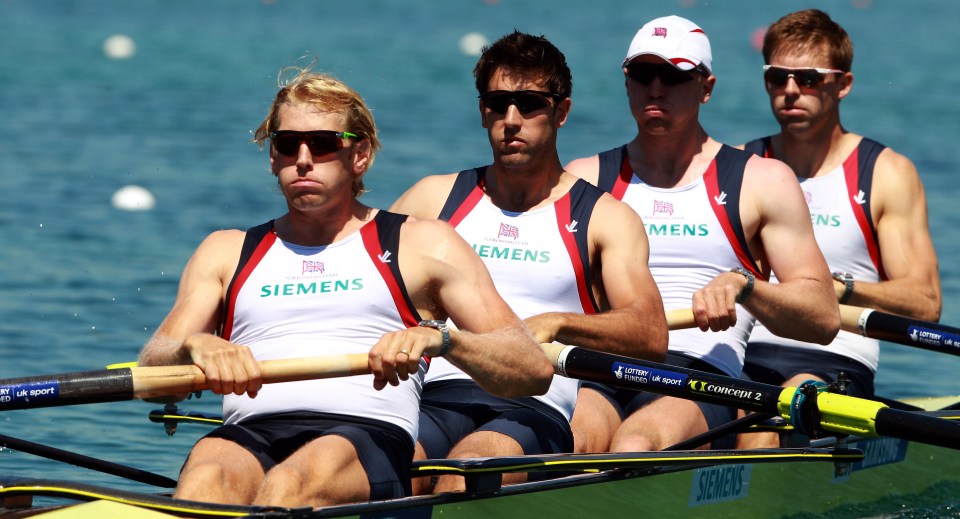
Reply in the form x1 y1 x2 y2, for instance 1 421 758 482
103 34 136 59
112 185 155 211
459 33 488 57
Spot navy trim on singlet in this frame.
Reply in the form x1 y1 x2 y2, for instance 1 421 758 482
438 167 486 224
743 136 888 278
219 221 275 339
220 215 422 337
596 144 762 276
437 167 602 313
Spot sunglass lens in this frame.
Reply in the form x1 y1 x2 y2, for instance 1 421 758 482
764 68 827 88
272 132 343 156
482 92 553 115
627 64 694 86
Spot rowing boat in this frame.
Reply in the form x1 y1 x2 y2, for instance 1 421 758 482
2 309 960 517
2 394 958 518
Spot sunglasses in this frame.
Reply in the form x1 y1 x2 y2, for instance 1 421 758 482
478 90 563 115
762 65 844 88
269 130 358 157
625 62 699 86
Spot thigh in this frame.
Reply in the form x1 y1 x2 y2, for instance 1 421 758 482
258 435 369 508
571 387 622 453
176 436 264 504
612 396 709 452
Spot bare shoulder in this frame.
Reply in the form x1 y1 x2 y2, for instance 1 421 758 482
874 146 922 184
742 154 800 193
592 191 641 222
191 229 246 263
564 154 601 186
398 218 464 258
389 172 461 218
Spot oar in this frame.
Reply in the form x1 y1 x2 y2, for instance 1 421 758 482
0 354 369 411
0 433 176 488
665 308 696 330
840 304 960 356
543 343 960 451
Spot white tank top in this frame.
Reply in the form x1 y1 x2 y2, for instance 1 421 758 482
619 177 755 377
427 196 586 420
750 165 880 372
222 227 425 440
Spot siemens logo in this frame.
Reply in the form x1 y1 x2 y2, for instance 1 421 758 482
260 279 364 297
645 223 709 236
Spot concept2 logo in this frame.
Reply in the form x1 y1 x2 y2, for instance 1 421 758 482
687 379 762 403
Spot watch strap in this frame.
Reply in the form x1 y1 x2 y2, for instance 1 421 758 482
730 266 755 304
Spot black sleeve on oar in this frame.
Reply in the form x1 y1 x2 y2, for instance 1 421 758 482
0 369 134 411
863 311 960 356
560 347 782 414
874 407 960 450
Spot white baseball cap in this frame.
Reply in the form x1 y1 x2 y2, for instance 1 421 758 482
623 15 712 74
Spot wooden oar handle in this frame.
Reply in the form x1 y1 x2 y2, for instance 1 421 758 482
130 353 371 400
839 304 870 335
666 308 696 330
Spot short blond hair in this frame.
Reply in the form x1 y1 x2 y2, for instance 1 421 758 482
253 68 381 196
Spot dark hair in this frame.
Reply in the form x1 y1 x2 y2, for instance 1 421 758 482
763 9 853 72
474 30 572 99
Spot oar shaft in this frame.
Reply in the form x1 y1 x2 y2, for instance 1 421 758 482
840 304 960 356
0 353 372 411
875 407 960 450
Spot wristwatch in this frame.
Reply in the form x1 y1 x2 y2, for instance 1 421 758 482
832 271 855 304
418 320 452 357
730 267 755 304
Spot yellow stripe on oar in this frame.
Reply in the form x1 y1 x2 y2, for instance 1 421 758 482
106 362 138 369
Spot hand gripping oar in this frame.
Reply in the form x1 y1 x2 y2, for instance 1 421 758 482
840 304 960 356
543 343 960 451
0 354 370 411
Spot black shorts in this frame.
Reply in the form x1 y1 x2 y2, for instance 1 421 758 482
743 342 875 398
202 411 414 500
580 352 737 449
418 379 573 465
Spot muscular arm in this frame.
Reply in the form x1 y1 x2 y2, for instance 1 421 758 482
844 149 941 321
524 195 668 360
138 230 263 397
384 219 553 398
735 157 840 343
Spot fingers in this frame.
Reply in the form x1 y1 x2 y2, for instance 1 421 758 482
183 334 260 398
369 328 433 390
691 281 740 332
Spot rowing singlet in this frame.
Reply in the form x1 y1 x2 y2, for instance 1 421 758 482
218 212 426 441
596 145 762 377
745 137 887 373
426 167 603 420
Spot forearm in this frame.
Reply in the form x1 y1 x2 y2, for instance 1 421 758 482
842 278 942 322
139 332 190 367
746 279 840 345
445 325 554 398
531 310 668 361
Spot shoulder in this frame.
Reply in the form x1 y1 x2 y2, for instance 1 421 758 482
390 172 462 218
565 155 601 185
195 229 247 256
742 154 797 185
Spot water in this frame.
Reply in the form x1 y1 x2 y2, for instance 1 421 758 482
0 0 958 515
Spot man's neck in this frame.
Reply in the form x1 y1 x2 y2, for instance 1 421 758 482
776 122 852 178
628 125 719 188
484 160 570 213
275 200 372 246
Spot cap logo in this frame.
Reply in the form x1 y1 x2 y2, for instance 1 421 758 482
653 27 668 37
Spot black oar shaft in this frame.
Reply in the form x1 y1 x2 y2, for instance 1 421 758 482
0 433 176 488
841 305 960 356
875 407 960 450
555 346 783 414
0 369 135 411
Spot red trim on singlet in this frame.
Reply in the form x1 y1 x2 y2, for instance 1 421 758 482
553 193 597 315
358 219 419 328
447 179 486 228
703 161 762 278
221 231 277 341
610 154 633 201
842 148 885 278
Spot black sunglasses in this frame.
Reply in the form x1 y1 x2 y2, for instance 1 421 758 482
269 130 358 157
625 62 699 86
762 65 844 88
478 90 563 115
